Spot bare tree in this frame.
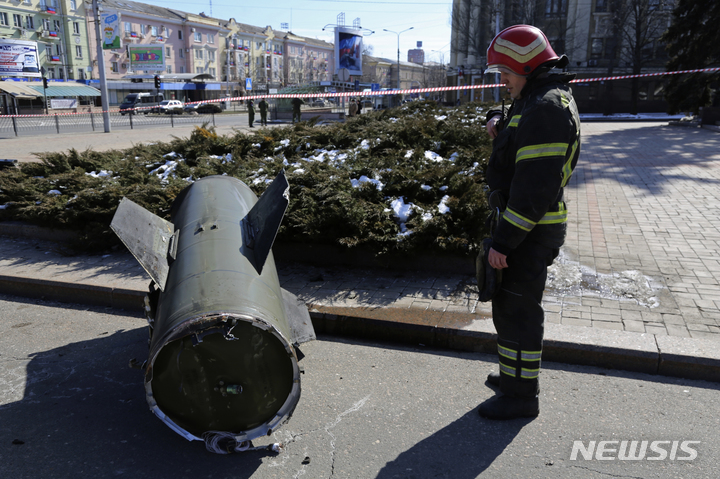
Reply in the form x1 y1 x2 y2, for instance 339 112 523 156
603 0 673 114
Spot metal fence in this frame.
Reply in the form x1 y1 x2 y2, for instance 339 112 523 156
0 111 222 137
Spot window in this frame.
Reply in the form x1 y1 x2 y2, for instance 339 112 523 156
167 65 172 73
194 31 202 42
73 22 79 34
591 38 603 57
124 22 131 32
58 68 64 80
595 0 607 12
196 66 203 74
195 49 203 59
70 0 76 9
55 44 61 55
178 30 183 40
0 13 8 26
47 67 55 79
13 14 22 28
207 33 214 44
75 45 82 58
256 42 262 49
179 66 185 73
25 16 34 29
111 62 118 73
209 67 215 76
166 47 171 58
78 68 85 80
209 51 215 61
179 49 184 58
545 0 567 15
151 26 158 36
54 19 61 30
43 18 51 30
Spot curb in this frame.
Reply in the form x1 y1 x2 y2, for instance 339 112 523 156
3 273 718 383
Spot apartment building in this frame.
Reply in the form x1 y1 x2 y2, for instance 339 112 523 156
0 0 92 80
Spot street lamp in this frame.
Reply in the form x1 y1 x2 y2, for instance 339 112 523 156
383 27 413 90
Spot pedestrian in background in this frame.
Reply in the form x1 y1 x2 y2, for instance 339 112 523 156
247 99 255 128
348 98 358 117
258 98 268 126
291 97 304 123
479 24 581 420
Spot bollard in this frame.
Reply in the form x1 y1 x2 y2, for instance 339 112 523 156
129 111 133 129
11 116 18 137
90 112 95 131
54 114 59 134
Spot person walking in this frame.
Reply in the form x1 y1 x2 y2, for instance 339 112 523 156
348 98 358 117
479 24 581 420
247 99 255 128
258 98 268 126
291 97 304 123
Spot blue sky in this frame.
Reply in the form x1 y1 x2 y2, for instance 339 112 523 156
138 0 454 63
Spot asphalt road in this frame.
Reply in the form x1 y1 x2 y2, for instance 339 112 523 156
0 294 718 479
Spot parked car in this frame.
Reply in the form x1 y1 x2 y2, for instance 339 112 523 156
311 99 328 107
184 102 223 114
119 93 164 115
155 100 184 114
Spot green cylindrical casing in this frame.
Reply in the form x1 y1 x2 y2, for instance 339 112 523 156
144 175 300 444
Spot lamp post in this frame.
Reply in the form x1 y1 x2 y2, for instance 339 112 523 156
383 27 413 90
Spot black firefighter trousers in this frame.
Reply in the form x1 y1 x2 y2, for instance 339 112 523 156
491 238 559 398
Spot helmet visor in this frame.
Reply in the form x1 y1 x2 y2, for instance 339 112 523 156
485 64 524 76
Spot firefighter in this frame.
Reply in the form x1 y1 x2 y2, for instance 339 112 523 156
479 24 581 419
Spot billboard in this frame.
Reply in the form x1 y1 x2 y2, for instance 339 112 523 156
128 45 165 71
334 27 362 77
0 39 41 78
100 11 122 50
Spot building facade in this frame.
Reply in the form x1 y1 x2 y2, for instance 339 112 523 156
1 0 92 80
448 0 677 112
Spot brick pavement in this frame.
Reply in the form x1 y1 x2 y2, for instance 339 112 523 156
556 122 720 339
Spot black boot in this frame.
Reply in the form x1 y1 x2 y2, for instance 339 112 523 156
478 394 539 420
486 371 500 387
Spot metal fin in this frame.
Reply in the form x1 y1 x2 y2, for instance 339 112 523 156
281 288 316 345
110 197 175 291
241 170 289 275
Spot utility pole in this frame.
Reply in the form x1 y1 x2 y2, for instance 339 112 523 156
91 0 111 132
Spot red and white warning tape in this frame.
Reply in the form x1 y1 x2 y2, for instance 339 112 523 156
1 67 718 118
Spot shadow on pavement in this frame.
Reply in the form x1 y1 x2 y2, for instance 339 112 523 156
375 409 532 478
568 124 720 196
0 329 273 479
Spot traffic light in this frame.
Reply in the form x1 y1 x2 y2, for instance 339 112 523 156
154 75 160 89
42 77 48 89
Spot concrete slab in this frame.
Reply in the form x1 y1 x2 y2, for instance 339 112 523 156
656 335 720 382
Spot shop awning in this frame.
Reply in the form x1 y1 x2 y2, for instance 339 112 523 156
26 84 102 97
0 82 41 99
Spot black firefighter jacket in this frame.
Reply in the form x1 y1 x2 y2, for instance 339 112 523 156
486 72 581 256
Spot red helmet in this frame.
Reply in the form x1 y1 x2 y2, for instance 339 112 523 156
486 25 559 76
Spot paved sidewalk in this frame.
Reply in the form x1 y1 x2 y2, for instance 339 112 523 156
1 121 720 381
